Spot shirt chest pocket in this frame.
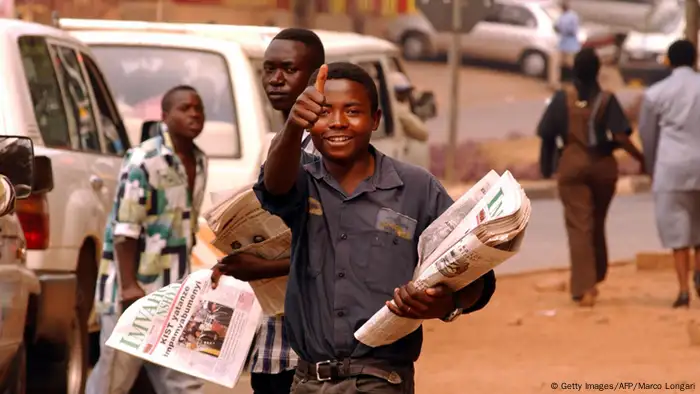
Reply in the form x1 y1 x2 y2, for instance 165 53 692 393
362 231 416 297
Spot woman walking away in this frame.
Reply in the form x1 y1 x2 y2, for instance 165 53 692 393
537 48 645 307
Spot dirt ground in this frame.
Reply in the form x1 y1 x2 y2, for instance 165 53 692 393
413 263 699 393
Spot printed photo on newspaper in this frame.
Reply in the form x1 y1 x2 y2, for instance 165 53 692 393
106 269 263 388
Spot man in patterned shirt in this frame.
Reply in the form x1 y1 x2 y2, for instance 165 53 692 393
213 28 324 394
87 85 208 394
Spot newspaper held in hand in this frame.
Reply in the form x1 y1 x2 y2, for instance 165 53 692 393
355 170 531 348
203 184 290 316
106 269 262 388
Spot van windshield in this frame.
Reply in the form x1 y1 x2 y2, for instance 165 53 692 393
89 45 240 158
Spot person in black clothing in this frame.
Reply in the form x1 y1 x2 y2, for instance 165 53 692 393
537 48 644 306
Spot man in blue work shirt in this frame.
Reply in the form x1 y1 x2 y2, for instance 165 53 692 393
553 0 581 88
253 62 496 393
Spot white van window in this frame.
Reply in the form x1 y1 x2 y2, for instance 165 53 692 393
82 54 131 156
357 61 394 139
52 45 101 153
17 36 72 149
89 46 240 158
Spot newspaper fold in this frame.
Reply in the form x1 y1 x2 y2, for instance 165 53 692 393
105 269 262 388
354 170 531 347
203 184 290 316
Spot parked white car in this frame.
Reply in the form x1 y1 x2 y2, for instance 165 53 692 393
569 0 682 36
386 0 618 78
0 136 43 394
618 8 684 86
0 19 133 393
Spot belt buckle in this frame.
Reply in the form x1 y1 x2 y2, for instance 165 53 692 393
315 360 333 381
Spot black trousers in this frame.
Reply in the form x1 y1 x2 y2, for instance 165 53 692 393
251 370 296 394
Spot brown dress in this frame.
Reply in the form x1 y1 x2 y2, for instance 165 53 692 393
557 86 619 299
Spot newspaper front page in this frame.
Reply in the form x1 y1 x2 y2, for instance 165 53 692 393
355 171 531 348
106 269 262 388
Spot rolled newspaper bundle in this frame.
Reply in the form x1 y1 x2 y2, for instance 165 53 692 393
203 186 291 316
355 171 531 348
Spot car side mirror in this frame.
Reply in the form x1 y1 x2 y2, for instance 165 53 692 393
0 136 35 199
33 156 54 195
413 91 437 120
141 120 162 143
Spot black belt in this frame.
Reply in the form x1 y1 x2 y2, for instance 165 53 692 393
296 358 405 384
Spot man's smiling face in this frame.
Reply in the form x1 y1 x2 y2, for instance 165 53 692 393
310 78 381 164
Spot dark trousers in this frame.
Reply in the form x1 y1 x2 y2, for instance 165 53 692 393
290 362 414 394
251 370 296 394
558 154 618 298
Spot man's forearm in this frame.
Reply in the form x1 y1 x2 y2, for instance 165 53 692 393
248 258 291 280
114 238 140 289
614 134 644 162
263 122 305 195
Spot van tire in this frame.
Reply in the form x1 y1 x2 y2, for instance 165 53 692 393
5 342 26 394
519 50 548 79
401 31 430 61
76 240 98 325
65 313 88 394
26 312 87 394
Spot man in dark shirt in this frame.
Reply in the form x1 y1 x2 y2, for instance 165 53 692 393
213 28 326 394
253 61 496 393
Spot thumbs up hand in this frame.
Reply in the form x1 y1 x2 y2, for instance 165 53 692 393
288 64 328 130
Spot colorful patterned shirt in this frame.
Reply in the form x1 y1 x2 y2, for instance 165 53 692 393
95 131 207 315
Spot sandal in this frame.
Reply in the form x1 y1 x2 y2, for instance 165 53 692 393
577 288 597 307
673 292 690 308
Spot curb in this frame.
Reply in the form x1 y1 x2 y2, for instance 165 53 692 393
444 175 651 201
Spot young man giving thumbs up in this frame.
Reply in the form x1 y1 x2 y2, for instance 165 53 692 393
253 62 497 393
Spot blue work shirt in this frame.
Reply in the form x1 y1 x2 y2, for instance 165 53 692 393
556 10 581 53
253 146 496 364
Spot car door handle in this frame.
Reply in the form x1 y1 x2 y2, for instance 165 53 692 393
90 175 104 191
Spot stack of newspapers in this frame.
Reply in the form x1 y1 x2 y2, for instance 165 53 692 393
202 184 291 316
354 170 531 347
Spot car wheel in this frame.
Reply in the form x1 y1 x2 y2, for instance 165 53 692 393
401 32 429 61
6 343 26 394
27 311 88 394
65 313 88 394
519 50 548 78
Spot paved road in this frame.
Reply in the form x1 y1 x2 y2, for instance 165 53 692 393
205 192 660 394
403 61 645 143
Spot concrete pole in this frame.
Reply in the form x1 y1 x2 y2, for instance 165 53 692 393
444 0 462 183
685 0 699 49
155 0 164 22
293 0 312 28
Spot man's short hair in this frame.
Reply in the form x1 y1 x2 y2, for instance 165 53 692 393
572 48 600 83
161 85 198 112
271 28 326 71
308 62 379 113
667 39 697 68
